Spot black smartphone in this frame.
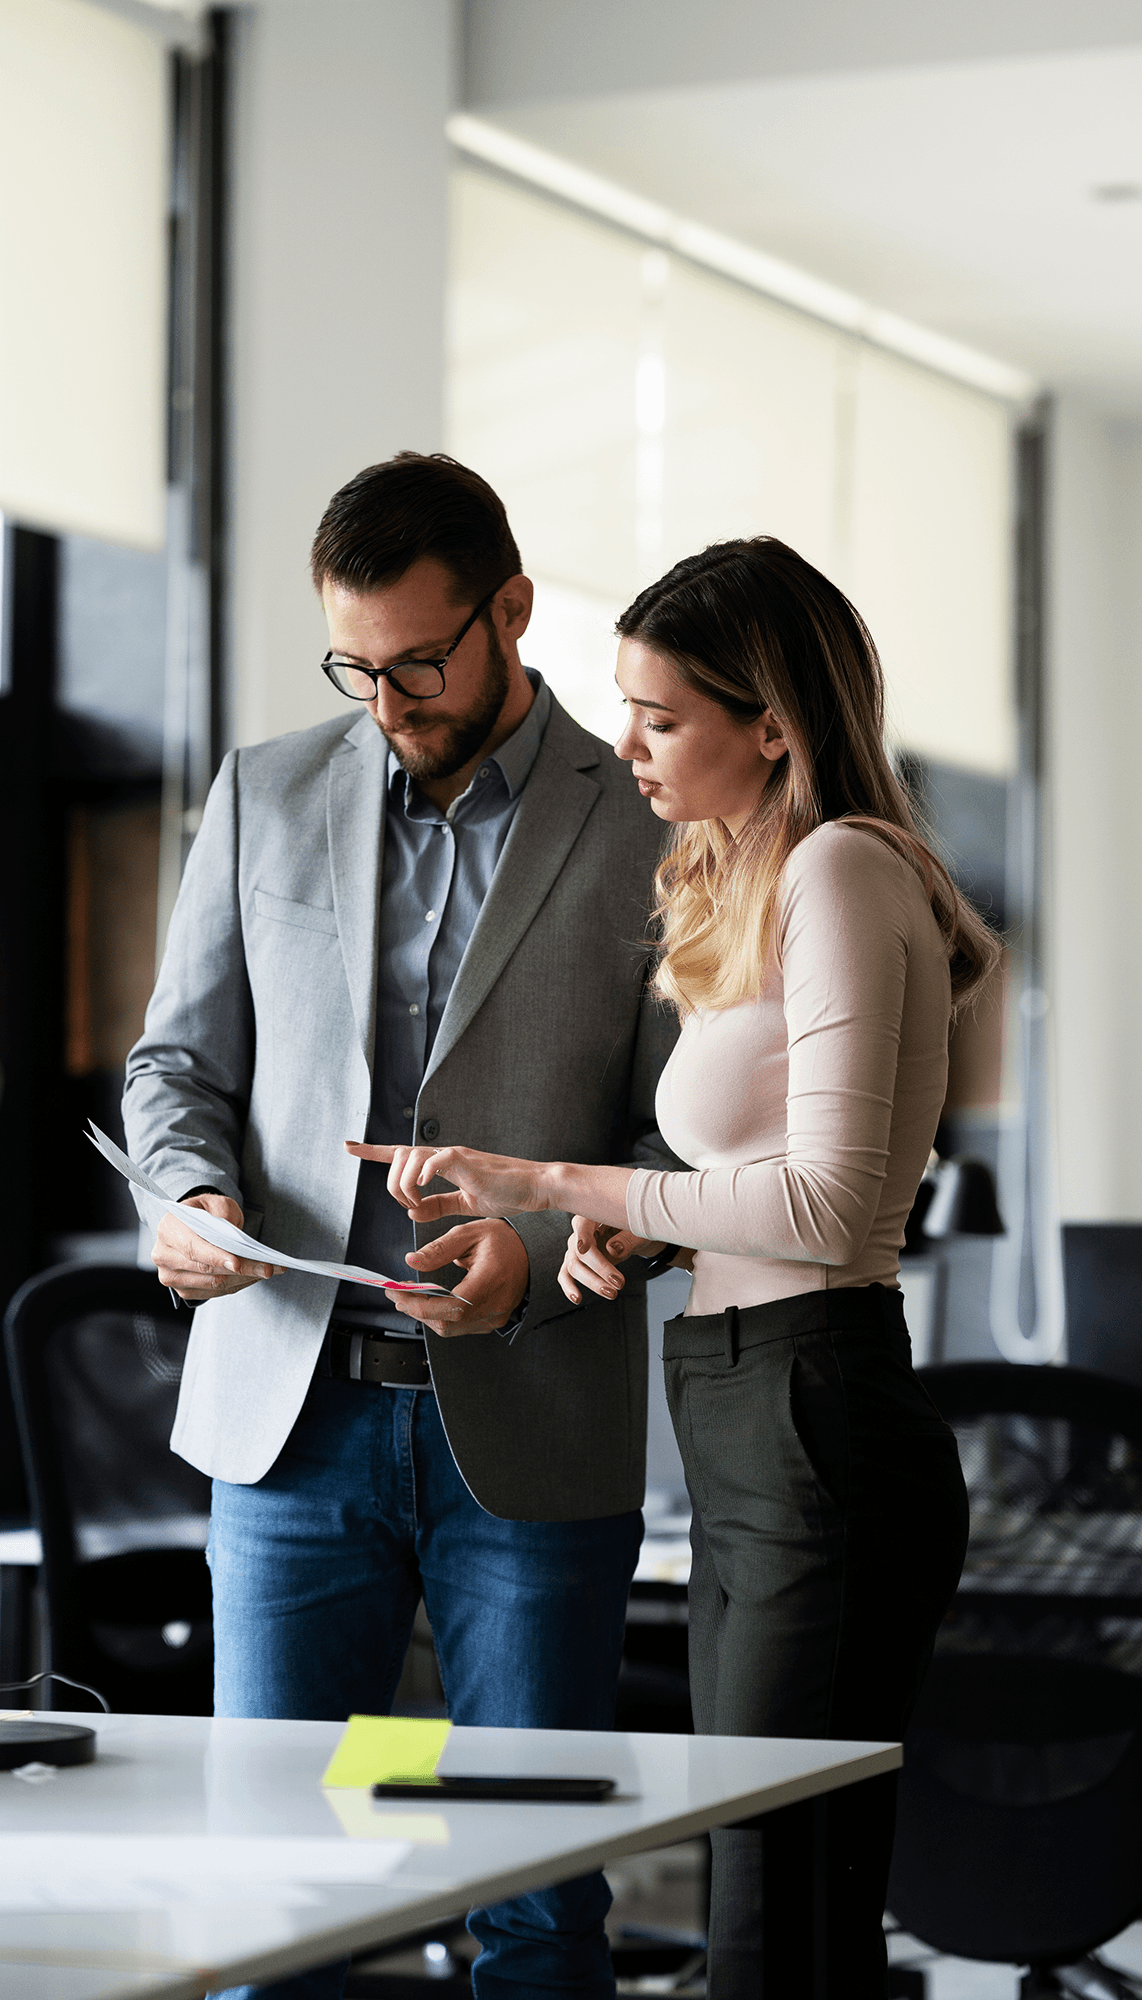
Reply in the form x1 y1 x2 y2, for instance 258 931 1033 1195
371 1774 616 1802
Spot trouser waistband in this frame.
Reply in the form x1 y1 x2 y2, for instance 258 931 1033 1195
662 1283 908 1365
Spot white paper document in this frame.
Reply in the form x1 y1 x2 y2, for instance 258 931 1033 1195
0 1832 413 1910
87 1124 451 1295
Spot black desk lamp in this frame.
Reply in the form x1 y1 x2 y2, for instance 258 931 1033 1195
901 1156 1005 1363
921 1157 1005 1242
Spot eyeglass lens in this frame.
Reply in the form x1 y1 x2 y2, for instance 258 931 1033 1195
324 659 446 700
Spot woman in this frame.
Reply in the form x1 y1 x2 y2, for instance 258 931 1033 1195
353 537 997 1997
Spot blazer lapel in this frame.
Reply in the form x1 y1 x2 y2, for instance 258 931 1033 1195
424 715 602 1083
327 713 388 1067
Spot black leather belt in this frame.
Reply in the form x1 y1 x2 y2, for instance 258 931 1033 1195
327 1325 432 1388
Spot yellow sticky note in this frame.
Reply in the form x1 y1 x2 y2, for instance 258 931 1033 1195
321 1714 452 1789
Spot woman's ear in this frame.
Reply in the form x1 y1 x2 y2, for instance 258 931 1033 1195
750 707 788 765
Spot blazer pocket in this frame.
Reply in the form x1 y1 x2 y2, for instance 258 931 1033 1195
253 890 339 937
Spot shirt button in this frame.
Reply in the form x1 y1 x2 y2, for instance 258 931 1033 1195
421 1118 440 1141
425 910 436 922
403 1107 414 1120
478 765 489 779
409 1003 420 1017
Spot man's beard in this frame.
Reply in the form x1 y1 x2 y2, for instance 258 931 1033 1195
381 624 512 783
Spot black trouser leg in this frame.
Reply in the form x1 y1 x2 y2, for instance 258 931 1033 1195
710 1784 893 2000
666 1303 969 2000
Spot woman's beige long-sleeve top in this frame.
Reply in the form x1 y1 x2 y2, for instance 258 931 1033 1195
626 821 952 1316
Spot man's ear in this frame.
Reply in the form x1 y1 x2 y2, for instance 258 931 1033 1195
750 706 788 765
496 574 534 643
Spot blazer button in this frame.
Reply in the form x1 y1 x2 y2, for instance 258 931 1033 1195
421 1118 440 1141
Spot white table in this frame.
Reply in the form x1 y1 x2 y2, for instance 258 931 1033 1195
0 1713 899 1999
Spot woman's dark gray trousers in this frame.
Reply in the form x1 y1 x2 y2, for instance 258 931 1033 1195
663 1283 969 1999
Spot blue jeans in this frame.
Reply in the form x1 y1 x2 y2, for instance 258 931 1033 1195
207 1374 642 2000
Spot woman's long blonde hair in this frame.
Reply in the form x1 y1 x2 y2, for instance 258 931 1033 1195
617 538 1001 1017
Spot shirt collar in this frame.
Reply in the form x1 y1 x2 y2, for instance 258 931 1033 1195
386 670 551 811
490 670 551 798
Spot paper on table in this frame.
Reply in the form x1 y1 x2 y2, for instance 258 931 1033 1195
86 1123 452 1295
0 1832 413 1910
322 1716 452 1789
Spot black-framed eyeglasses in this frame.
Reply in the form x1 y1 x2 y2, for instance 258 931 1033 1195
321 578 511 702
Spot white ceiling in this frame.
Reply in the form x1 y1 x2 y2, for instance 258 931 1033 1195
471 41 1142 413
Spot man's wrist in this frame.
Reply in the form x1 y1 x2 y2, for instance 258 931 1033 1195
495 1290 530 1338
492 1218 530 1337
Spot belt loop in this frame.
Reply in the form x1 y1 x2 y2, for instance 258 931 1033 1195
725 1306 739 1369
349 1332 364 1382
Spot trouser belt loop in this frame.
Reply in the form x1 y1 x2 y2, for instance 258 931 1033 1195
725 1305 739 1369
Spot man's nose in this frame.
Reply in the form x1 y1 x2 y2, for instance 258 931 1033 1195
371 680 420 729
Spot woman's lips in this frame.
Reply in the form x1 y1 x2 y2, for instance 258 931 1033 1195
637 777 660 796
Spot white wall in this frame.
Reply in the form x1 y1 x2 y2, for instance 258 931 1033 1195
227 0 454 749
449 163 1015 771
1048 399 1142 1219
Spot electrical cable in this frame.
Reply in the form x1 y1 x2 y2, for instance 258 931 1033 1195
0 1671 110 1713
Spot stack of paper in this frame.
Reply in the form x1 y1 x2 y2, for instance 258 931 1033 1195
87 1123 452 1295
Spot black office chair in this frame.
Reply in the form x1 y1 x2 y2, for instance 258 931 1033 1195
3 1264 213 1715
887 1362 1142 1997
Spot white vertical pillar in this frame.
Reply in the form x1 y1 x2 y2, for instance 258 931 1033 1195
1048 399 1142 1221
227 0 453 748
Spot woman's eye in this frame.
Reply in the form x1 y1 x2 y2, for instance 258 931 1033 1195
646 721 672 734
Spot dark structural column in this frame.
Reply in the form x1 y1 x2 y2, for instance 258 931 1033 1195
0 528 63 1512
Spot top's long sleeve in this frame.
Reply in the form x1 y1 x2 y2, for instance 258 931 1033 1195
625 823 951 1313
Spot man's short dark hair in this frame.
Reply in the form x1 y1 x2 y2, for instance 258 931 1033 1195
310 451 521 603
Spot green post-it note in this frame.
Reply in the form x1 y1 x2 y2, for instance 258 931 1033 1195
321 1715 452 1789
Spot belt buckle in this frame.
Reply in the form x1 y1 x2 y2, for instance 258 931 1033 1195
362 1331 430 1389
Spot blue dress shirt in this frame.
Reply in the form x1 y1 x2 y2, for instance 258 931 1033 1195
334 673 552 1333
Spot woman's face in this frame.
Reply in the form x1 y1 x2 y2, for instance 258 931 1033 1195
614 637 786 835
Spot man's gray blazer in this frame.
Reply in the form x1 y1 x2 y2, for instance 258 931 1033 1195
122 696 680 1520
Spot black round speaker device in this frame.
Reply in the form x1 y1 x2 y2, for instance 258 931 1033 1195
0 1719 97 1769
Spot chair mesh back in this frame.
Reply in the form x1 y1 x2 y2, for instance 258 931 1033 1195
44 1304 209 1559
948 1407 1142 1675
888 1368 1142 1965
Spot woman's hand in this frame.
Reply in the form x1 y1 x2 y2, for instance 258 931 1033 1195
346 1141 554 1223
558 1219 668 1305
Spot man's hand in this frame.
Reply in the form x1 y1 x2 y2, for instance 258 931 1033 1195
385 1220 529 1339
153 1193 285 1302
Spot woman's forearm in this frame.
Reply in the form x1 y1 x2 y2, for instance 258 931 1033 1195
540 1162 635 1230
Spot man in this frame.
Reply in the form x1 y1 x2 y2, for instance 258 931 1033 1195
123 453 678 2000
